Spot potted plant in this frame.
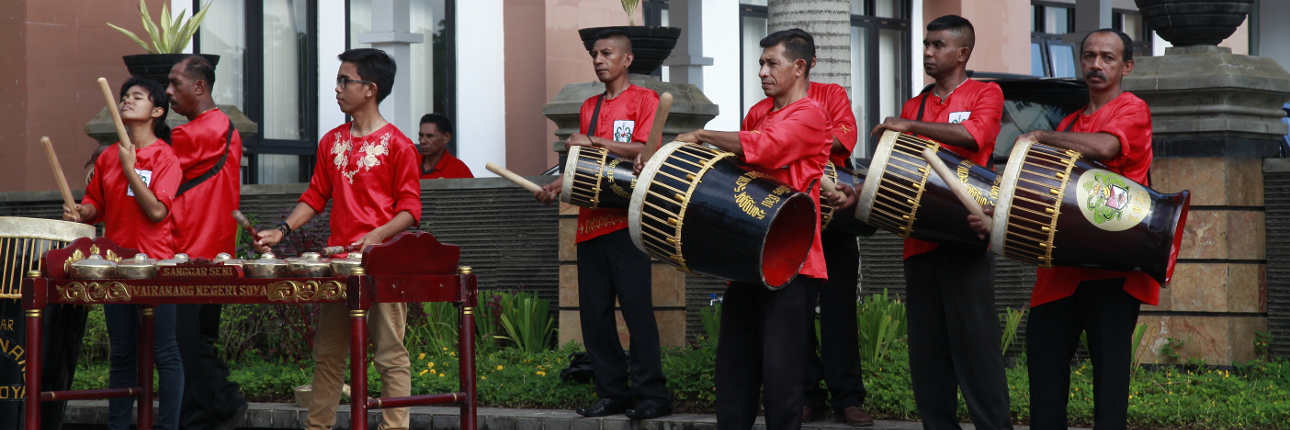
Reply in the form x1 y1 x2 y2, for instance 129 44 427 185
578 0 681 75
1134 0 1253 47
107 0 218 85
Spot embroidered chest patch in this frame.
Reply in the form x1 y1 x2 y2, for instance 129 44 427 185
331 131 393 184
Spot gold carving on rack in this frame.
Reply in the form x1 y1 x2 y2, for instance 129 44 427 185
58 281 132 303
267 280 347 302
63 249 86 273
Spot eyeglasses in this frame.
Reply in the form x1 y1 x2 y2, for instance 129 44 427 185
336 76 374 88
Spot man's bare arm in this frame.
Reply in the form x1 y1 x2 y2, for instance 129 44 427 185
871 117 978 150
1018 130 1120 160
677 130 744 158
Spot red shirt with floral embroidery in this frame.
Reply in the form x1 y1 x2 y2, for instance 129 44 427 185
300 123 423 247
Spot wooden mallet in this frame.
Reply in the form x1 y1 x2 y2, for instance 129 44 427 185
921 147 991 233
486 162 544 193
639 92 674 165
96 77 134 152
41 137 77 213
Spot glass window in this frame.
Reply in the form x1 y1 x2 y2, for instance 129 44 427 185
350 0 451 127
1049 44 1076 78
197 1 246 110
850 26 868 142
1122 13 1142 41
744 0 768 6
878 28 905 125
1031 42 1045 76
258 0 309 184
1044 6 1071 34
851 0 864 15
874 0 902 19
741 14 769 115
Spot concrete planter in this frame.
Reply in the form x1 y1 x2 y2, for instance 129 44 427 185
123 54 221 86
1135 0 1253 46
577 26 681 75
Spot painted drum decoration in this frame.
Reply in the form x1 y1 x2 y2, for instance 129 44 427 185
560 145 638 210
244 252 289 278
70 254 117 280
855 131 1000 247
989 140 1191 285
117 253 157 279
289 252 332 278
629 141 818 289
821 162 878 237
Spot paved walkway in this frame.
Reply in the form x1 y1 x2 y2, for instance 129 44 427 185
60 401 1059 430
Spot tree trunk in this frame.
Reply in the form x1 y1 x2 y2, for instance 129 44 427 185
767 0 852 92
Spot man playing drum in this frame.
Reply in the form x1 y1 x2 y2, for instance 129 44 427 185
531 29 672 420
164 55 249 430
802 65 874 426
969 28 1154 430
254 48 422 430
870 15 1013 430
673 28 831 430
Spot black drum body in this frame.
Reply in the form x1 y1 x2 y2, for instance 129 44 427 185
629 142 818 289
990 141 1190 285
561 145 638 210
821 162 877 237
855 131 999 248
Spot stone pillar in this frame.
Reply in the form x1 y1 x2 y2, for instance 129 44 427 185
85 106 260 147
1125 43 1289 365
355 0 424 134
545 74 719 349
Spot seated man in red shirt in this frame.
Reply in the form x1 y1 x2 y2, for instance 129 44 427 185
417 113 473 179
971 28 1154 430
673 28 831 430
255 48 421 430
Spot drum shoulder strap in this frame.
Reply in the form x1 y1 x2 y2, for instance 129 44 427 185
586 94 605 137
176 119 234 198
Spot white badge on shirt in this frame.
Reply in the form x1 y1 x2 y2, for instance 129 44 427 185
948 111 972 124
613 120 636 143
127 169 153 197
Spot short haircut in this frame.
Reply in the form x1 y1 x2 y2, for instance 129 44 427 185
760 28 816 68
1081 28 1134 62
338 48 397 103
419 113 453 135
180 55 216 88
593 29 633 54
927 15 976 51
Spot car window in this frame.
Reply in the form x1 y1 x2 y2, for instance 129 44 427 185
994 99 1071 159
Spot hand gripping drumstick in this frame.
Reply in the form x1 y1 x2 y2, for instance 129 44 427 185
639 92 674 165
231 210 257 237
486 162 543 193
921 147 992 233
41 137 77 211
97 78 134 152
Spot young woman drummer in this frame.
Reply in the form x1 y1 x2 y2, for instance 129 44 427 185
64 76 185 430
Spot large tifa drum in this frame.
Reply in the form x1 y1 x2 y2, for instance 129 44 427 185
821 162 877 236
560 145 638 210
855 131 1000 247
0 217 95 430
629 142 818 289
989 141 1190 285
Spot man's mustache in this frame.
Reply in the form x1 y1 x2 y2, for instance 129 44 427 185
1085 70 1107 81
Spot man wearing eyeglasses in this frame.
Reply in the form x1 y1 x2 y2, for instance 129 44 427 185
255 48 421 430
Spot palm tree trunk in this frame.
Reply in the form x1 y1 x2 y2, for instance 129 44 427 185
767 0 852 92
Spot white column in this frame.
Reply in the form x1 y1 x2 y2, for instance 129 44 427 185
700 0 741 131
454 0 506 176
664 0 714 89
1074 0 1113 32
317 0 347 137
355 0 424 136
910 0 922 98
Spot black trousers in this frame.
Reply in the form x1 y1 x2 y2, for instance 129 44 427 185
804 230 866 412
176 304 247 429
576 229 669 402
1026 277 1140 430
904 245 1012 430
716 276 821 430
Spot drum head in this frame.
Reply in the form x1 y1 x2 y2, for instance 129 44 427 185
559 145 582 205
989 140 1035 254
629 141 687 252
855 130 901 225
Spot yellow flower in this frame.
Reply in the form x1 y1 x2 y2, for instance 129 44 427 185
418 353 426 360
428 362 435 368
443 347 449 351
440 373 446 377
419 369 428 376
537 371 547 376
497 365 504 371
450 352 456 356
481 375 487 380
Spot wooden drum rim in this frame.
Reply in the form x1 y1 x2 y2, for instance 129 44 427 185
855 130 902 225
558 145 582 205
628 141 690 252
989 141 1035 253
0 217 95 242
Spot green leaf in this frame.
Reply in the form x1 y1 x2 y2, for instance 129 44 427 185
138 0 162 53
159 2 172 52
106 22 152 53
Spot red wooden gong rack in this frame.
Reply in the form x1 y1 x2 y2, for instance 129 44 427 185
20 231 478 430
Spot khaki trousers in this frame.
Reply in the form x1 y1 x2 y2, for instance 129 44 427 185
305 302 411 430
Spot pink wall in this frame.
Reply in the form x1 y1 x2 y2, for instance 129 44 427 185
922 0 1032 85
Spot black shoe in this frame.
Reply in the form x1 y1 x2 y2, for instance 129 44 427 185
625 399 672 420
576 397 632 417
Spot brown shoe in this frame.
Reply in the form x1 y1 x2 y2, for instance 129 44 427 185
802 405 825 423
836 405 875 426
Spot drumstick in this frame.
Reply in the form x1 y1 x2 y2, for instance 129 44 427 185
231 210 257 237
96 77 134 151
320 244 364 255
921 147 992 232
640 92 673 165
485 162 543 193
41 137 77 211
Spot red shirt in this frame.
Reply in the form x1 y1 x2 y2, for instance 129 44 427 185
809 82 858 167
170 108 242 258
300 123 423 247
419 152 474 179
575 85 659 243
81 140 181 258
897 79 1004 259
740 96 833 280
1032 91 1156 307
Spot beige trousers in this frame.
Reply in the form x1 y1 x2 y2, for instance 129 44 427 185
305 302 411 430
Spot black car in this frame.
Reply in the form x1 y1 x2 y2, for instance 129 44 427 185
970 72 1089 164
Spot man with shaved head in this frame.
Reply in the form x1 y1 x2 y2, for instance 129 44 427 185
872 14 1012 430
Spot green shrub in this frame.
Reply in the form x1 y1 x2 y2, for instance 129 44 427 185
857 289 907 363
496 290 555 353
999 307 1025 356
699 297 721 342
